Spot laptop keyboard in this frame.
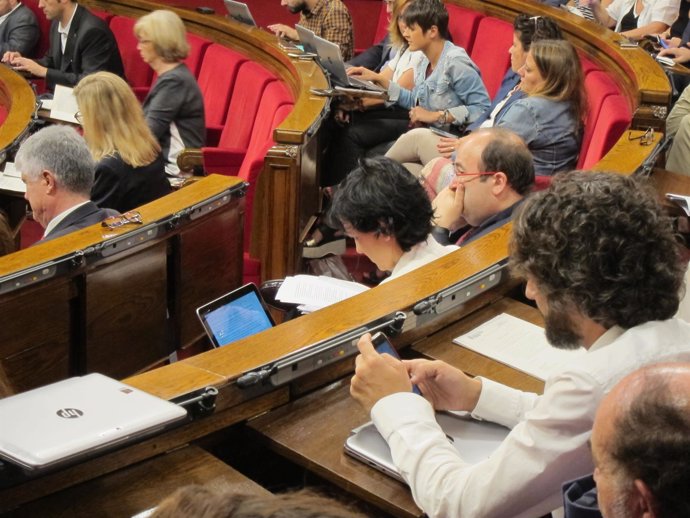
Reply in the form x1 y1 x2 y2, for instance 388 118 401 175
348 75 386 92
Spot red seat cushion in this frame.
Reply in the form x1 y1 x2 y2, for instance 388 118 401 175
184 33 211 77
447 5 483 54
197 44 247 131
580 94 632 169
578 71 622 168
110 16 152 89
470 18 514 99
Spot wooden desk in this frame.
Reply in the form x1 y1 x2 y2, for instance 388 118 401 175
5 445 270 517
248 296 545 517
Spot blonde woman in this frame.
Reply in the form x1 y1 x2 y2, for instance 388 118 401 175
74 72 171 212
134 9 205 177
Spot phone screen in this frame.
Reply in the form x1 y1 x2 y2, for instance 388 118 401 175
371 332 422 395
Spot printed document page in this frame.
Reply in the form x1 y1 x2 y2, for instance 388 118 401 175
454 313 586 381
276 275 369 312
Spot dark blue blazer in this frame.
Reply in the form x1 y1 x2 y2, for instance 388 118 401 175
43 201 118 241
346 34 393 72
0 4 39 56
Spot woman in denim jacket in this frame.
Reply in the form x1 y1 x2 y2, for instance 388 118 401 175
324 0 489 186
494 39 585 176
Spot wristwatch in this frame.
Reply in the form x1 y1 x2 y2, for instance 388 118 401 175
438 109 450 125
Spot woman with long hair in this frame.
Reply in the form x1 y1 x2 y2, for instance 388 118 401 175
74 71 171 212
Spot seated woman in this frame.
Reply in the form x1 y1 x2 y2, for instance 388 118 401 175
134 10 205 178
327 157 457 282
394 39 585 179
74 72 171 212
585 0 679 40
386 14 563 176
324 0 489 186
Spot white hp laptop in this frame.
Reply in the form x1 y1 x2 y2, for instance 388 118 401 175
312 35 386 92
295 24 318 54
223 0 257 27
345 412 510 482
0 373 187 471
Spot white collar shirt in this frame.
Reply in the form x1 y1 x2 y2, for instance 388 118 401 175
58 5 78 53
43 200 89 239
380 237 458 284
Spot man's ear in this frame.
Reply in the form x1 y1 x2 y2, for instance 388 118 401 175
42 170 56 193
491 171 509 195
632 479 657 518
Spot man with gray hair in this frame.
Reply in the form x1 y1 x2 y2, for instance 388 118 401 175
17 125 117 241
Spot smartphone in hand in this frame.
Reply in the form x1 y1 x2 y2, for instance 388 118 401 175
371 332 422 395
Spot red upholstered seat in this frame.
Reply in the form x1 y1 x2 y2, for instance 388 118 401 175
578 52 602 76
578 71 622 168
110 16 153 94
579 94 632 169
470 17 514 99
22 0 50 58
197 44 247 145
183 33 211 77
348 0 385 55
373 2 389 43
91 9 113 24
447 5 483 54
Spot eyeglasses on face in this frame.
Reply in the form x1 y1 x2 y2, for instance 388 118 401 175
101 211 143 230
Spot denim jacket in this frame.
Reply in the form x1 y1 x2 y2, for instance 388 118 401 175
496 96 581 176
387 41 490 126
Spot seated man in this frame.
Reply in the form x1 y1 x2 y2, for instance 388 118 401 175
564 363 690 518
2 0 124 90
430 127 534 246
267 0 354 61
350 171 690 517
16 125 118 241
0 0 39 56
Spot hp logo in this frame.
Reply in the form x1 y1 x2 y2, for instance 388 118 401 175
56 408 84 419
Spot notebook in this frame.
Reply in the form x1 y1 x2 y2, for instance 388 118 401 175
312 35 386 92
0 373 187 471
345 411 510 482
223 0 256 27
196 283 275 348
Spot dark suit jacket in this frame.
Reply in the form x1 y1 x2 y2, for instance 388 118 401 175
346 34 392 73
38 5 124 90
43 201 118 241
0 4 39 56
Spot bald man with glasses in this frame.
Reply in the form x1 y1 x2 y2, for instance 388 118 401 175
430 127 534 246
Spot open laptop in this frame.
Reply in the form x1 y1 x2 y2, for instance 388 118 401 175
345 412 510 482
295 24 318 55
196 283 275 348
312 35 386 92
0 373 187 472
223 0 257 27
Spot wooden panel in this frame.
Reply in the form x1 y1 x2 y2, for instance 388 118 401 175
85 242 168 378
248 380 423 518
6 446 270 517
177 201 244 347
0 278 72 396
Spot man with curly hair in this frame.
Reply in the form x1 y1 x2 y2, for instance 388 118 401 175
350 171 690 517
563 363 690 518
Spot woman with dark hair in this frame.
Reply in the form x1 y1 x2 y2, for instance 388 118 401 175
328 157 456 282
386 14 564 176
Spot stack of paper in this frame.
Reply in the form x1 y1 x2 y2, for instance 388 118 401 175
276 275 369 313
0 162 25 193
454 313 586 381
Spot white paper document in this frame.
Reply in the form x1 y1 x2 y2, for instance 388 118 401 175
276 274 369 313
0 161 24 193
49 85 80 124
454 313 586 381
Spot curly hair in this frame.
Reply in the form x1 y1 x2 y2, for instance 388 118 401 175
611 378 690 517
510 171 684 329
327 157 433 252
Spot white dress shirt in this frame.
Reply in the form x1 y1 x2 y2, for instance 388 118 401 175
606 0 680 32
58 5 78 53
381 237 458 283
43 200 90 238
371 318 690 517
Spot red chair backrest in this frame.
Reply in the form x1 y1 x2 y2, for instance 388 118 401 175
217 61 276 151
91 9 113 24
184 33 211 78
22 0 50 58
578 71 621 168
579 94 632 169
373 3 389 43
109 16 152 89
197 44 247 128
470 17 513 99
447 5 484 54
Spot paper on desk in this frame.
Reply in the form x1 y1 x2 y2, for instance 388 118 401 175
0 162 25 192
276 274 369 313
50 85 79 124
454 313 586 381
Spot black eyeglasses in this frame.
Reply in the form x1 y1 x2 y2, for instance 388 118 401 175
101 211 143 230
628 127 654 146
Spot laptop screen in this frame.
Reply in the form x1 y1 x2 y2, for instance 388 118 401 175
197 284 275 347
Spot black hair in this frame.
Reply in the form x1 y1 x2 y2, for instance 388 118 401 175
513 14 563 52
478 128 535 195
400 0 449 40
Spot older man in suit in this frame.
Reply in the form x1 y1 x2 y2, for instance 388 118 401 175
16 125 118 241
0 0 39 56
2 0 123 90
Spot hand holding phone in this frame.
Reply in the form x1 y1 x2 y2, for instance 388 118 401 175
371 332 422 395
